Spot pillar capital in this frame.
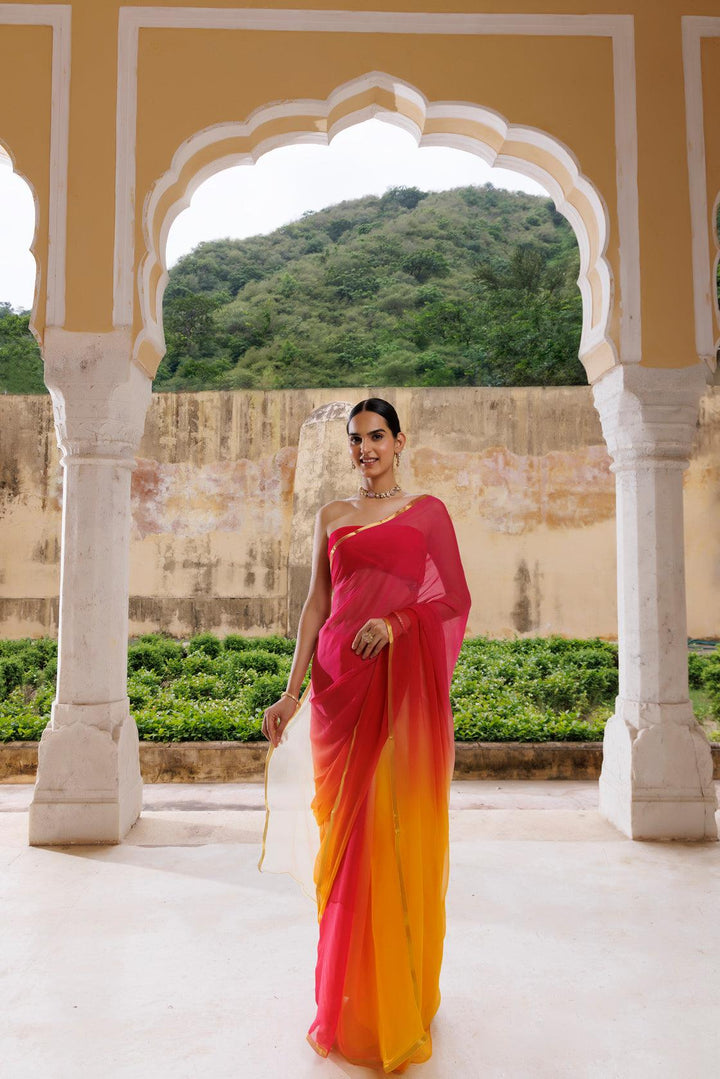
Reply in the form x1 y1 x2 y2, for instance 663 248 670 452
591 361 708 471
43 328 151 463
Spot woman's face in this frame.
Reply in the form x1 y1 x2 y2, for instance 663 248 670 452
347 411 402 479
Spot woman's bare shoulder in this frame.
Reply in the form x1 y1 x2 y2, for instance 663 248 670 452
318 498 356 529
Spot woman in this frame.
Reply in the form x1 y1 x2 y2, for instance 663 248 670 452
259 398 470 1073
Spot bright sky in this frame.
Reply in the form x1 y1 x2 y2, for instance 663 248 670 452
0 120 546 311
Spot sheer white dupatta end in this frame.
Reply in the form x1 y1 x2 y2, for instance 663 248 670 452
258 689 319 903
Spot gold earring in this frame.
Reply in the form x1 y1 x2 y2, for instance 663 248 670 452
351 461 356 471
394 452 400 468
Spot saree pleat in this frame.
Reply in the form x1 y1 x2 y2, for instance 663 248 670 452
260 495 470 1073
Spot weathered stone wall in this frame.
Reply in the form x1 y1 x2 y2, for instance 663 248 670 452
2 386 719 640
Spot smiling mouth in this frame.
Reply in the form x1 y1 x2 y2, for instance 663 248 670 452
360 458 378 464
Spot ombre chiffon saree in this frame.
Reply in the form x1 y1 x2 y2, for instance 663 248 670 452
260 495 470 1073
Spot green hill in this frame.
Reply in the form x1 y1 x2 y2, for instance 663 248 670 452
160 184 585 390
0 183 589 394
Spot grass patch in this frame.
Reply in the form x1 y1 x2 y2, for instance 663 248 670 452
1 633 719 744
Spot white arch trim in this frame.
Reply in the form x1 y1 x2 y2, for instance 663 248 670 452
136 72 615 381
115 7 640 370
0 4 70 328
0 140 40 338
682 16 720 369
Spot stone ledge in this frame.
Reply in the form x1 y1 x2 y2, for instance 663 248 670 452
453 741 605 780
3 740 719 784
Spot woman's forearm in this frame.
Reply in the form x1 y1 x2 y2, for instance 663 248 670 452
285 600 328 697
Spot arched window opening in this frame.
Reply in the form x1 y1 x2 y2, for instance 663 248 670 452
0 143 43 393
159 118 586 393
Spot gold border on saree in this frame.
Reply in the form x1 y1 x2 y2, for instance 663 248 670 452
328 494 429 566
383 617 422 1010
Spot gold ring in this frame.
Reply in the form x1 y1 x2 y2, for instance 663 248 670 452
274 716 281 727
361 630 374 644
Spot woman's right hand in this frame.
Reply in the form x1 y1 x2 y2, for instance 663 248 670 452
262 695 299 748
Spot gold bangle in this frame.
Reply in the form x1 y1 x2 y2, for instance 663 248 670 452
282 690 299 704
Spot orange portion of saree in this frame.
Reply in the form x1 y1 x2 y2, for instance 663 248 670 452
260 495 470 1073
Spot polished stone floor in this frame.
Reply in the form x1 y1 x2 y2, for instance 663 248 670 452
1 780 719 1079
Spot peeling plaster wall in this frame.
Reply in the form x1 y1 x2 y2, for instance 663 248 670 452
1 386 719 640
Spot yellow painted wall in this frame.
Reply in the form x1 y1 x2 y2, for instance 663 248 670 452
63 3 120 331
1 1 719 374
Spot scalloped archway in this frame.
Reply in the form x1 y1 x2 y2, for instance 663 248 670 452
0 142 40 342
135 72 616 384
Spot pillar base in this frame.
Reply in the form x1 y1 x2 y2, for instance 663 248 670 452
28 700 143 845
598 705 718 841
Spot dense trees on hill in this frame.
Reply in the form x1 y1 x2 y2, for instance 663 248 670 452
1 183 591 393
158 184 586 390
0 305 45 393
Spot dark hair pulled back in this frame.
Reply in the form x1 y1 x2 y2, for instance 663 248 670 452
346 398 402 438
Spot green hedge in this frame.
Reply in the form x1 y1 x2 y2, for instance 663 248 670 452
1 633 719 744
450 636 616 742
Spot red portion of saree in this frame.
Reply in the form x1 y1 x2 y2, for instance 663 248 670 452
306 495 471 1072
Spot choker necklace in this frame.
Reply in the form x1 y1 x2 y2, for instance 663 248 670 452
359 484 402 499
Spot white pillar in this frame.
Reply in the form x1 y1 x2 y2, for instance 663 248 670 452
592 362 717 840
29 330 151 845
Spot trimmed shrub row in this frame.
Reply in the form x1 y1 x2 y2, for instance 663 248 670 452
1 633 719 744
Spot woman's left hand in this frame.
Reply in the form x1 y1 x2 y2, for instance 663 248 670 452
352 618 390 660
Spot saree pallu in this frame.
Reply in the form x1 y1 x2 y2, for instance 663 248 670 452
260 494 470 1073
